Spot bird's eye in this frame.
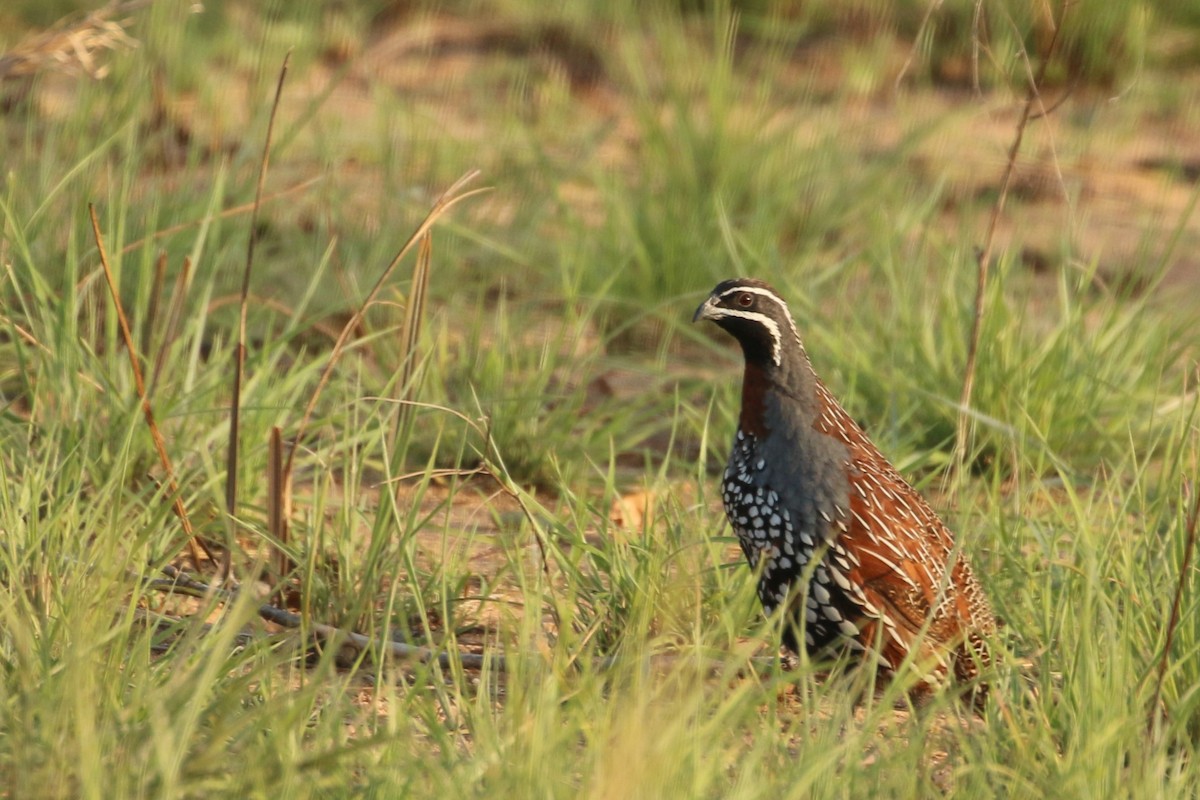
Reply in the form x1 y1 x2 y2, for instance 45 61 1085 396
736 292 754 308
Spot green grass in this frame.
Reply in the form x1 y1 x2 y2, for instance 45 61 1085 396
3 1 1200 797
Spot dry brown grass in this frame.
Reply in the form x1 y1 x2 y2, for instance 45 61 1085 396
0 0 146 82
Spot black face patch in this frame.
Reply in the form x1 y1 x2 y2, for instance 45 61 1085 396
717 313 779 365
696 279 793 368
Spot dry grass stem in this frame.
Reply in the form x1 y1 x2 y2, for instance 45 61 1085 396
952 2 1069 475
1151 475 1200 734
88 204 212 565
0 0 147 82
226 52 291 580
267 426 292 588
281 170 488 483
392 233 432 449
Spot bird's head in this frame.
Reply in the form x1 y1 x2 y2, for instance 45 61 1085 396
693 278 802 370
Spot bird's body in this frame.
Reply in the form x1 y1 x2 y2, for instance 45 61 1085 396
695 278 995 692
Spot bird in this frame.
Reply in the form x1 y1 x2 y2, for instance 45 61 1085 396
694 278 995 694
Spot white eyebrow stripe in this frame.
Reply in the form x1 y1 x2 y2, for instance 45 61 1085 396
709 307 782 365
718 284 802 352
718 285 785 304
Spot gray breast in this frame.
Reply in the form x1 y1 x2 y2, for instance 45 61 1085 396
723 420 864 653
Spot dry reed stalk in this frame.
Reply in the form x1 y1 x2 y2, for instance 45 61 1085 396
225 53 291 579
953 2 1069 475
88 204 212 566
267 426 293 588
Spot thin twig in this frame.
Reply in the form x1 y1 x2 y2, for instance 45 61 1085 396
88 205 213 565
971 0 985 97
1151 479 1200 734
1029 79 1079 121
226 52 290 581
149 566 773 676
952 2 1070 475
1008 18 1070 203
893 0 945 92
133 608 260 654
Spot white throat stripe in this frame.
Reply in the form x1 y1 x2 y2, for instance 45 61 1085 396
713 308 782 366
717 285 802 363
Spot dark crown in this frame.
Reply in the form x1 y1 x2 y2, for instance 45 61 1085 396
694 278 799 369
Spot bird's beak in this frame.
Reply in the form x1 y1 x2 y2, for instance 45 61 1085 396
693 296 719 323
